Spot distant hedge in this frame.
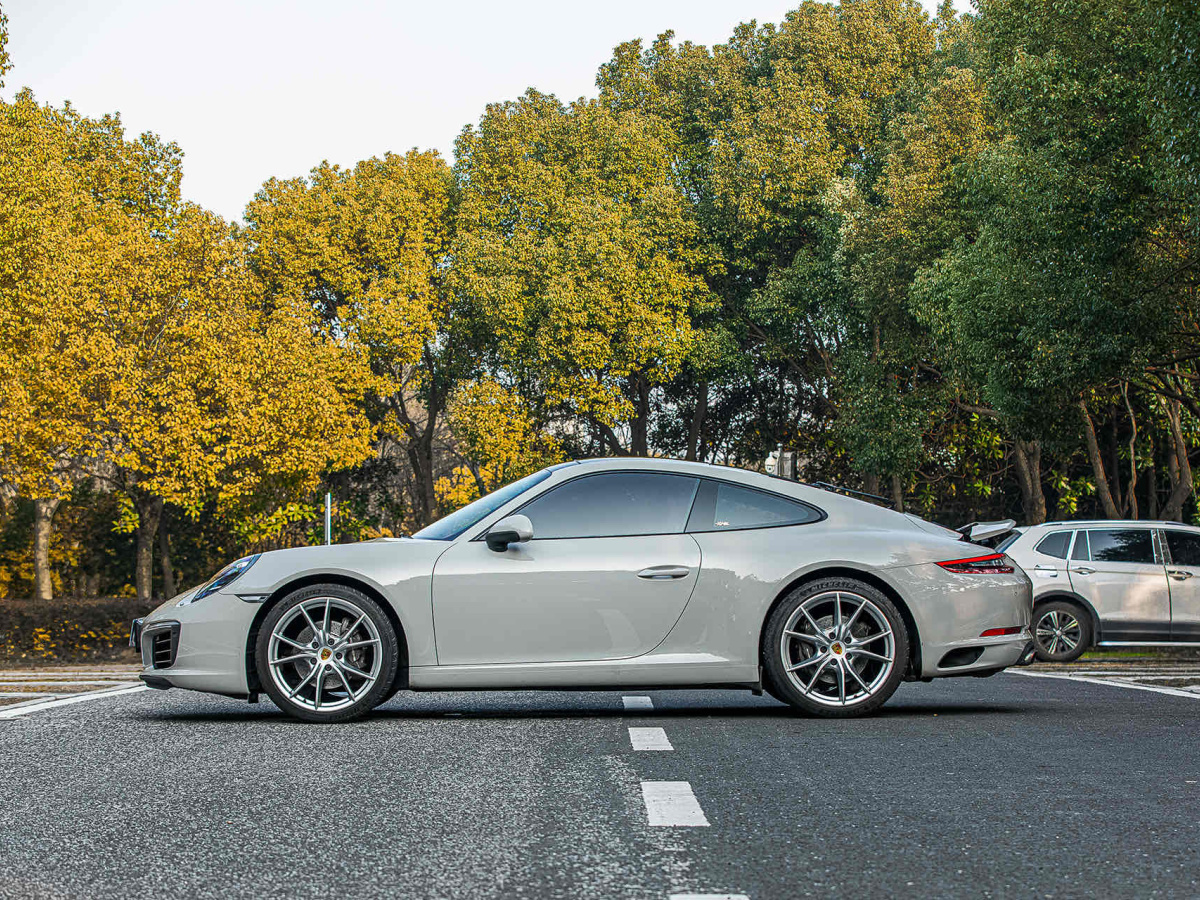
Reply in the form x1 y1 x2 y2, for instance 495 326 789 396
0 597 155 664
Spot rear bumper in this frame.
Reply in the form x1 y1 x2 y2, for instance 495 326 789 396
923 632 1032 679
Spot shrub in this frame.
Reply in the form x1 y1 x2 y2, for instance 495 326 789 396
0 597 156 664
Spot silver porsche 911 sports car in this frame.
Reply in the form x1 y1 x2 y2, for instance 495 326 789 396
130 458 1034 721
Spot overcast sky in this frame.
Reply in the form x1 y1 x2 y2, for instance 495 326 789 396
3 0 950 222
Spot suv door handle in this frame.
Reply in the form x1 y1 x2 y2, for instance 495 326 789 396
1169 569 1194 581
637 566 691 580
1033 565 1059 577
1070 566 1096 575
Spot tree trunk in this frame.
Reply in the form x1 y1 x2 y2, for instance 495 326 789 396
32 497 61 601
134 493 163 603
686 382 708 462
158 508 177 599
629 373 651 457
864 473 881 497
890 474 905 513
1079 400 1121 518
1163 398 1194 522
1147 450 1159 519
1122 383 1138 519
1012 439 1048 525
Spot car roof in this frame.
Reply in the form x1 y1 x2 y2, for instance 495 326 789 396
1030 519 1198 530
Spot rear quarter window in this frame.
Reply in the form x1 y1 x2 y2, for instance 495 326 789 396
1034 531 1071 559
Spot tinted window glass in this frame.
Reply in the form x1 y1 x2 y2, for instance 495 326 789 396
1167 531 1200 567
996 531 1023 553
520 473 700 539
687 481 821 532
1035 531 1071 559
1085 529 1155 564
1071 531 1090 560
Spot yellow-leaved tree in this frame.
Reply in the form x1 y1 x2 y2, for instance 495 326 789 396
435 379 563 509
244 150 459 529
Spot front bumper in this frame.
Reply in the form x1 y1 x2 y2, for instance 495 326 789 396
134 590 260 698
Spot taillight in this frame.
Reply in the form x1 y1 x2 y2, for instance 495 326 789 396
936 553 1014 575
980 626 1023 637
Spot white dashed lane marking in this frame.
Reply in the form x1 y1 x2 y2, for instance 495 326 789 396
641 781 709 827
623 695 654 710
629 726 673 751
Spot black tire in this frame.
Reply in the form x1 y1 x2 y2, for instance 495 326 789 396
762 577 909 718
1032 600 1092 663
255 584 400 723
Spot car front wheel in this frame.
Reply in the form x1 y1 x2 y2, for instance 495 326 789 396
763 577 909 717
256 584 399 723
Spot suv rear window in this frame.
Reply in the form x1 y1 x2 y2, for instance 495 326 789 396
1167 530 1200 567
1034 531 1071 559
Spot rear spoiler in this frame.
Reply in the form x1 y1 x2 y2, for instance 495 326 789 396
956 519 1016 544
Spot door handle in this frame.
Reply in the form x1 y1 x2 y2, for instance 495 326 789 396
1169 569 1194 581
1033 565 1059 577
1070 566 1095 575
637 566 691 580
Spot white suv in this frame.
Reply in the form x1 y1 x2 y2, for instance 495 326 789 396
1002 521 1200 662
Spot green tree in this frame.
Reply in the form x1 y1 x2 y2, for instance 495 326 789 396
453 90 708 456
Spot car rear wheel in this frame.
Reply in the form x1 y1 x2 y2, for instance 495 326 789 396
1032 601 1091 663
256 584 399 723
763 577 909 718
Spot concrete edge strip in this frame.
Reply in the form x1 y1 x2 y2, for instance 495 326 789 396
0 684 149 719
1011 669 1200 699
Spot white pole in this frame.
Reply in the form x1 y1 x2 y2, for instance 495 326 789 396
324 493 332 545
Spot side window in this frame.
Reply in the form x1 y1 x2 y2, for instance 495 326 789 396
687 481 822 532
1085 529 1155 564
1167 531 1200 567
518 473 699 539
1071 531 1090 561
1035 531 1071 559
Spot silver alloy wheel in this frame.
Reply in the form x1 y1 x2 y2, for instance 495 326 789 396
1035 608 1081 657
780 590 896 707
267 596 383 713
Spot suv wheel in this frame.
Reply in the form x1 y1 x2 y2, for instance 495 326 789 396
1032 601 1091 663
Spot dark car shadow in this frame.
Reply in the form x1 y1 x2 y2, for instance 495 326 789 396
131 694 1026 724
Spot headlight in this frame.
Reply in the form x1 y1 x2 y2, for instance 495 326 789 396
181 555 261 605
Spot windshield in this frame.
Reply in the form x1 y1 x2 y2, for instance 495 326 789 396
412 466 564 541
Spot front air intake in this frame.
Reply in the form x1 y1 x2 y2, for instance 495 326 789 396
148 626 179 669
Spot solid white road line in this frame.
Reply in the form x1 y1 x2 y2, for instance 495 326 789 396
641 781 709 827
1012 669 1200 699
629 726 673 751
0 684 149 719
670 894 750 900
623 695 654 710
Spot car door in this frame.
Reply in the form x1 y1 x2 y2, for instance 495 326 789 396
1025 529 1074 588
431 471 703 665
1069 528 1170 640
1163 529 1200 640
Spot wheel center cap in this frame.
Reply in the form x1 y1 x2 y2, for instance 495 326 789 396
320 648 332 662
831 642 844 655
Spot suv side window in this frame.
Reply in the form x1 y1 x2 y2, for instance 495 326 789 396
518 472 700 539
1084 529 1155 564
1071 531 1090 560
686 481 822 532
1035 531 1071 559
1166 530 1200 567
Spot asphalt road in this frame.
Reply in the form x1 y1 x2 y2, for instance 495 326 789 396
2 672 1199 899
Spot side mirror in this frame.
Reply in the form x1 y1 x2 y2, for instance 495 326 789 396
485 514 533 552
